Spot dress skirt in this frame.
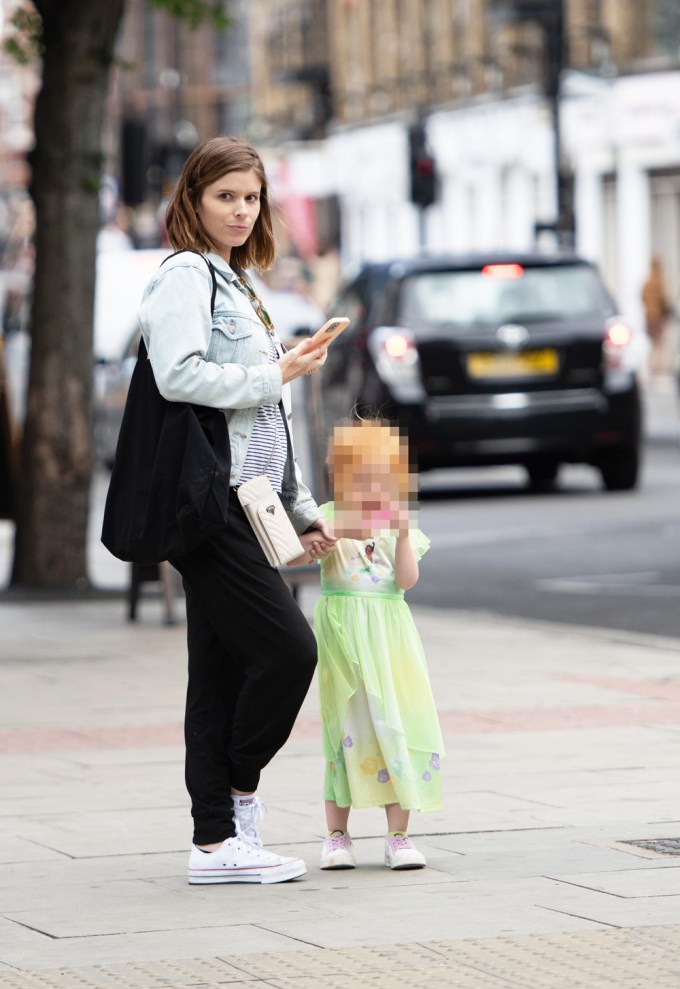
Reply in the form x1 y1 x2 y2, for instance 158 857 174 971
315 590 444 811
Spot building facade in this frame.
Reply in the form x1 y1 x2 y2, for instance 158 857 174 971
111 0 251 210
249 0 680 346
3 1 679 346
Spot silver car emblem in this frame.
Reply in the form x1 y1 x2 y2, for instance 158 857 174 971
496 323 529 348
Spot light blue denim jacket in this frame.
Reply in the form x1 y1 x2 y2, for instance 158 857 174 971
138 250 321 534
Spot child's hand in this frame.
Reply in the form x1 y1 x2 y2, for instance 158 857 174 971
391 504 416 535
291 525 337 565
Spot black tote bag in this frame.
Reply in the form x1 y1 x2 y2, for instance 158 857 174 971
101 254 231 564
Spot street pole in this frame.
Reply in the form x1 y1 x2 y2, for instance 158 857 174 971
490 0 572 248
543 0 572 248
418 206 427 252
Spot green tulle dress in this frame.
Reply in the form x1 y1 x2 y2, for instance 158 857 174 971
314 503 444 811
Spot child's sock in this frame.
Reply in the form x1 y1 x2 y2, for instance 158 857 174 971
232 794 255 806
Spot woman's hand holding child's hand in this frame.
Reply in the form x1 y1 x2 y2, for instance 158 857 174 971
288 520 337 566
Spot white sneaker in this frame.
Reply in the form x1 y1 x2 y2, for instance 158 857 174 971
232 795 267 847
384 833 426 870
320 831 356 870
188 835 306 885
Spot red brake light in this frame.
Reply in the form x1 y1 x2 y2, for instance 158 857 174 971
481 263 524 280
605 322 632 347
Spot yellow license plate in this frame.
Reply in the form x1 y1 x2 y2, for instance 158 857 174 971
467 348 559 379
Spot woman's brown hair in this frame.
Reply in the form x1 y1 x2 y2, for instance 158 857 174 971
165 136 276 270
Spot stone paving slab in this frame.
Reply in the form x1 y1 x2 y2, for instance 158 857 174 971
1 929 680 988
3 599 680 983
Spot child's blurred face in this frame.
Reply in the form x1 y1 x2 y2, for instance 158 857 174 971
336 465 399 529
330 423 415 536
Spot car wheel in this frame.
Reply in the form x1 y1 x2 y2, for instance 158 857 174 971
598 448 640 491
526 459 560 492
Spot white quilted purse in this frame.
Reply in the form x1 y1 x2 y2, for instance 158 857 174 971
236 475 304 568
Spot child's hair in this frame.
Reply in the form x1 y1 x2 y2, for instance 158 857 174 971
165 136 276 270
328 418 417 506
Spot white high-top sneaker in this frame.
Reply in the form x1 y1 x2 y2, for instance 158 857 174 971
188 835 306 885
232 795 267 846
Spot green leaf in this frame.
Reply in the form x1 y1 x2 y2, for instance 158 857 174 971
149 0 230 31
3 5 44 64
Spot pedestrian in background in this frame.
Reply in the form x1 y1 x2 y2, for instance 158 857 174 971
641 254 672 375
138 136 336 885
302 419 444 871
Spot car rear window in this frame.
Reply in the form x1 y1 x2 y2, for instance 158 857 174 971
398 264 613 330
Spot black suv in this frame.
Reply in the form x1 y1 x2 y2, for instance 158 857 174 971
320 253 643 491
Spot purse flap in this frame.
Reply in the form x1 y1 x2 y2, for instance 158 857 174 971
236 475 272 508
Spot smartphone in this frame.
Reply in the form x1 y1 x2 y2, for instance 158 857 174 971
306 316 350 348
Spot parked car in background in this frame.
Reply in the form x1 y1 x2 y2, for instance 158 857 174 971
321 253 646 491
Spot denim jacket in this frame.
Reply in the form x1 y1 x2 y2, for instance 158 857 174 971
138 250 321 534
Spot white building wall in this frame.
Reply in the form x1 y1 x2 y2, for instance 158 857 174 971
574 167 605 265
616 160 651 333
282 69 680 342
564 70 680 332
503 166 536 250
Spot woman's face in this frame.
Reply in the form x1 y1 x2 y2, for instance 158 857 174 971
196 168 262 261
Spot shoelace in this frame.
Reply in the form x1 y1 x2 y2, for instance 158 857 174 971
388 833 413 851
234 796 267 847
325 832 350 851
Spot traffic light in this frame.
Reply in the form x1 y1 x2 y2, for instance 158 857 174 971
121 119 148 207
408 123 437 209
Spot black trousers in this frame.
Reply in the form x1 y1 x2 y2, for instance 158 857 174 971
171 489 317 845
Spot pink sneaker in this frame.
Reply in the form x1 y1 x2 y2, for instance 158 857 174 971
320 831 356 869
384 833 426 870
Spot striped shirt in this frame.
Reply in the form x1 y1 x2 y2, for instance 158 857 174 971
238 333 288 493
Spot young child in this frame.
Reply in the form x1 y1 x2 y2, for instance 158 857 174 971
311 419 444 870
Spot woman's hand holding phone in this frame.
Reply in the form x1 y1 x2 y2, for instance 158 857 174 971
304 316 350 349
279 317 350 384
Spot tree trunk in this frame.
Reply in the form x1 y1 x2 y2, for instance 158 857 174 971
11 0 124 588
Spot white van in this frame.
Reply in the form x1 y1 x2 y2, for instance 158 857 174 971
94 248 168 361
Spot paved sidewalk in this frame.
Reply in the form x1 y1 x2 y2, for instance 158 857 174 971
0 374 678 986
1 589 680 987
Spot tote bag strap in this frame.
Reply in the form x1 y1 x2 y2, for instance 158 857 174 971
161 249 217 315
138 250 218 364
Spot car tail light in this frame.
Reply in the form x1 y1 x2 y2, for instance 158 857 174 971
606 321 632 347
368 327 425 403
603 318 633 371
383 331 416 360
481 263 524 280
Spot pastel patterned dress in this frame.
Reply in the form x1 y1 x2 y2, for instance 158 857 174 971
314 503 444 811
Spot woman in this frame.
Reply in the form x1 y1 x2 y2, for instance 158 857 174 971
138 137 335 885
641 254 672 375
